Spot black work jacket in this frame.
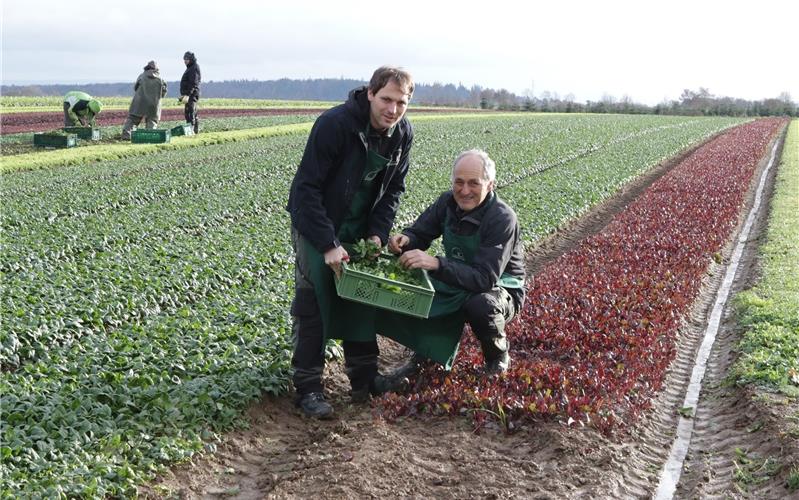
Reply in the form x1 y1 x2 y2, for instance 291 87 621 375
402 191 526 308
287 86 414 253
180 62 201 100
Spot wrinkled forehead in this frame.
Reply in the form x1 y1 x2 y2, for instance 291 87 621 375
452 155 485 180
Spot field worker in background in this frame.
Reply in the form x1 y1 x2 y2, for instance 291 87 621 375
179 51 201 134
121 61 168 140
63 91 102 127
286 66 415 419
382 149 526 383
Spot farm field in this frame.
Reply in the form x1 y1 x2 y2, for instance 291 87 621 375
1 111 795 498
0 97 479 136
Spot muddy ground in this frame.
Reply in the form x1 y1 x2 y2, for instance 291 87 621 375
141 128 797 499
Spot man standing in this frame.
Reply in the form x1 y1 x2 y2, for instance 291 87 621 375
386 149 526 378
286 66 414 418
179 51 201 134
63 91 102 127
121 61 168 140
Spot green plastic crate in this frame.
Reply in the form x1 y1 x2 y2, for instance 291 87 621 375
335 261 435 318
170 124 194 136
63 126 100 140
33 132 77 148
131 129 171 144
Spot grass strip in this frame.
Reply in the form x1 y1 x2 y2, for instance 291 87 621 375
731 120 799 397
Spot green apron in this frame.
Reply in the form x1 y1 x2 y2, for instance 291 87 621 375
375 196 494 368
376 193 523 369
303 148 389 342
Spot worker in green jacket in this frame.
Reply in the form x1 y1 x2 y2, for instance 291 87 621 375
63 91 102 127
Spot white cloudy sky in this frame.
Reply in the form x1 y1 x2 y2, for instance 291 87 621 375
2 0 797 105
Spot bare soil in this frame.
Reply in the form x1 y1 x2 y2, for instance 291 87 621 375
141 127 797 499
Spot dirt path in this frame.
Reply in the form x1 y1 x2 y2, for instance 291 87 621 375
141 127 796 499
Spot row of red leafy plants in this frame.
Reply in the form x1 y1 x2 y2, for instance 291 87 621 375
376 117 788 434
0 108 326 135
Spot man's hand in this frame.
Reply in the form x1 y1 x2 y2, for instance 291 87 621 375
366 235 382 257
388 234 409 255
398 249 439 271
324 245 349 278
179 95 189 104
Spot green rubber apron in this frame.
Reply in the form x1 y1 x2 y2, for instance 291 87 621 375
376 193 523 369
302 148 389 342
374 196 493 368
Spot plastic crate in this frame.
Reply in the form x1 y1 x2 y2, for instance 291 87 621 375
170 124 194 136
335 261 435 318
131 129 171 144
63 126 100 140
33 132 77 148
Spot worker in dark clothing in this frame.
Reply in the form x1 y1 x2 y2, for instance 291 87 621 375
286 66 415 419
179 51 201 133
63 91 102 127
384 149 526 382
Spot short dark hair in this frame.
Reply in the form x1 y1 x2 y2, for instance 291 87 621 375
369 66 414 97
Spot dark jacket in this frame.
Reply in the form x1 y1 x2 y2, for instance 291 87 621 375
180 61 201 101
402 191 526 307
287 86 414 253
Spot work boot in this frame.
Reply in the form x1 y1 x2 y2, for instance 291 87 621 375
485 351 511 375
295 392 333 419
390 354 424 380
351 374 397 403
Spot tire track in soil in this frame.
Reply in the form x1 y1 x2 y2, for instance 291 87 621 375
586 124 796 499
671 127 798 499
140 125 793 499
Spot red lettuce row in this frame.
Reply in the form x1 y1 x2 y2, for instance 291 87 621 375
377 117 787 433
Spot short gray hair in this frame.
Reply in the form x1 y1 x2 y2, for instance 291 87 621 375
452 149 496 183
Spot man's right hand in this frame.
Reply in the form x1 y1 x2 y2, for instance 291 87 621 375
324 245 349 278
388 234 409 255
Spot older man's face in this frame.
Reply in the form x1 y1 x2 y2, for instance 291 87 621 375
451 154 493 212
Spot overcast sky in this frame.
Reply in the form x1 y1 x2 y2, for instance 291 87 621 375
2 0 797 105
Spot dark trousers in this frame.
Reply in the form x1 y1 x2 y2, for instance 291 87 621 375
290 229 378 395
63 102 81 126
462 287 518 362
184 100 199 133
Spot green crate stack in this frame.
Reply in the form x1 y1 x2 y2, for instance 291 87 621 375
63 126 100 140
170 124 194 136
335 263 435 318
131 129 171 144
33 132 78 148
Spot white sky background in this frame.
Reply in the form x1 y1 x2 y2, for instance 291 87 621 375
2 0 797 105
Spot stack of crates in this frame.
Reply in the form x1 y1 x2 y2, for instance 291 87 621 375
63 126 100 141
170 123 194 136
131 129 171 144
33 132 78 148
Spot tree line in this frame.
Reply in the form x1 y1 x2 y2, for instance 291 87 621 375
2 79 795 117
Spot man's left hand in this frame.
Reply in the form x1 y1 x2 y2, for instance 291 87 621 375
398 249 439 271
367 235 382 257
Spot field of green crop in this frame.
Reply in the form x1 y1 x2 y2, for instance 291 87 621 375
0 96 336 113
0 114 321 157
1 113 747 496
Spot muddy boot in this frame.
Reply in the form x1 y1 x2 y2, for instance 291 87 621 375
378 353 425 392
484 351 511 375
295 392 333 419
